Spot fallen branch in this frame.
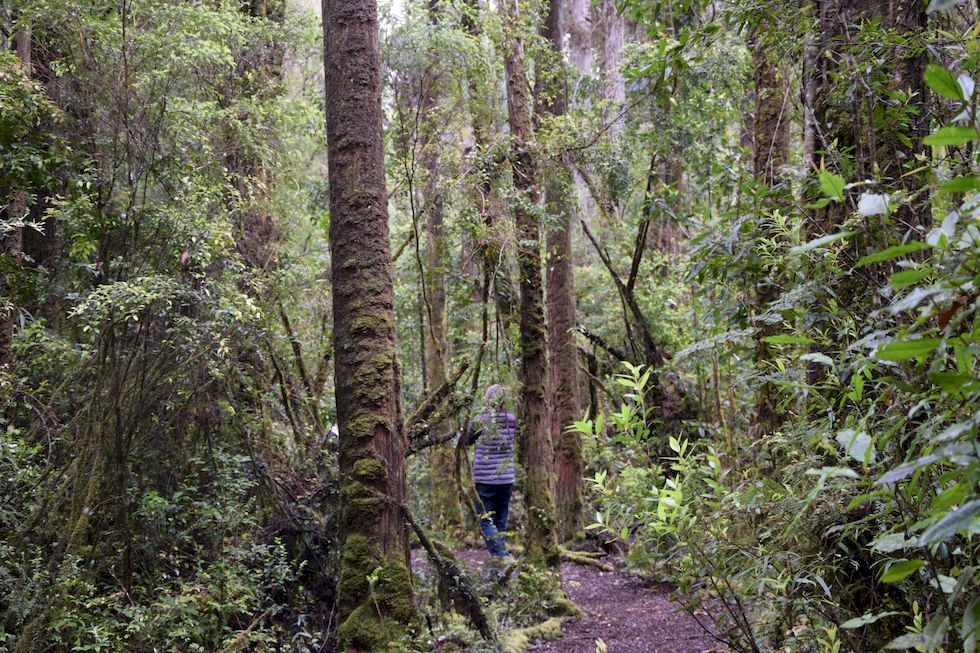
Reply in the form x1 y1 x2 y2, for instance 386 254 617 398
403 505 496 641
218 605 276 653
560 548 614 572
575 326 628 362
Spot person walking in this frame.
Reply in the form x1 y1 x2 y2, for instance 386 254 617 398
465 384 516 559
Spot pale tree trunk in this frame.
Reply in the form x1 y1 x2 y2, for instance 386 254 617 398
322 1 416 649
1 26 31 368
601 0 625 135
540 0 583 543
567 0 597 231
501 0 561 571
421 0 463 534
748 23 791 437
567 0 593 99
462 0 519 328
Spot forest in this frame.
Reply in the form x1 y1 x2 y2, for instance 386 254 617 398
1 0 978 651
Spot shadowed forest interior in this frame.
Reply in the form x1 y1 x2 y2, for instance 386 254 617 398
1 0 979 651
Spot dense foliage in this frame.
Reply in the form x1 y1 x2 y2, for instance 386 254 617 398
1 0 977 651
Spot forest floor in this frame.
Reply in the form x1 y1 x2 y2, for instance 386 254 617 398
450 549 720 653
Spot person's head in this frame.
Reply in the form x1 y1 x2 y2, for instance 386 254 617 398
484 383 506 410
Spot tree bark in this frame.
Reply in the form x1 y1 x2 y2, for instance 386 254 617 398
567 0 593 98
540 0 584 543
322 0 416 649
567 0 597 232
501 0 561 571
749 22 791 437
1 26 31 368
600 0 625 135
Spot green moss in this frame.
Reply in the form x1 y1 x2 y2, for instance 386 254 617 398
337 604 394 651
498 617 565 653
373 558 416 622
337 533 381 604
350 311 394 336
340 482 384 533
353 456 388 484
336 552 419 652
346 414 382 442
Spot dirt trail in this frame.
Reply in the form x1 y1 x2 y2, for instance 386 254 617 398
456 550 719 653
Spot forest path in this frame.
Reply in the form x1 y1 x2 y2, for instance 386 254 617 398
454 550 719 653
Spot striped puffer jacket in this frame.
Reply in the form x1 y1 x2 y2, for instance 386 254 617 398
471 411 516 485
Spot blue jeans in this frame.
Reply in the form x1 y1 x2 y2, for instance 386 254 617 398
473 482 512 557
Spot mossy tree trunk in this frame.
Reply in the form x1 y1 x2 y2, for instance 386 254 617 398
539 0 584 543
501 0 561 571
322 1 417 649
421 0 463 535
748 21 791 437
1 26 31 368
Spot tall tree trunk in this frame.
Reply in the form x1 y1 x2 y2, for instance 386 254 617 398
567 0 593 100
749 24 791 437
540 0 584 543
322 1 416 649
462 0 518 329
567 0 597 233
421 0 463 534
502 0 561 571
600 0 625 135
1 26 31 368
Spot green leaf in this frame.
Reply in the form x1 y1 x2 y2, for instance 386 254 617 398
890 269 930 289
790 231 853 253
841 611 901 629
871 533 914 553
886 633 926 650
874 338 941 361
818 171 845 201
763 334 816 345
888 269 932 290
856 241 927 267
963 596 979 653
876 453 942 485
925 64 964 100
924 615 950 651
924 126 979 147
919 500 980 545
936 175 979 197
801 352 834 366
928 371 972 393
880 559 926 583
836 429 875 463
